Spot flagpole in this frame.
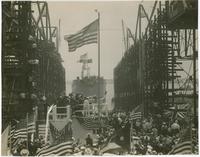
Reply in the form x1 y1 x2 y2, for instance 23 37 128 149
26 113 29 150
130 120 132 153
95 10 101 121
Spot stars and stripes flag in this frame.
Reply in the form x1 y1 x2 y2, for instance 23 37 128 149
38 123 46 138
36 141 73 156
9 113 37 149
36 121 51 142
8 118 28 149
12 118 28 140
130 112 142 120
8 124 16 148
64 19 98 52
27 113 36 133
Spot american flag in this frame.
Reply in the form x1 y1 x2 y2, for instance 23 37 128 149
64 19 98 52
36 141 73 156
130 112 142 120
12 118 27 139
37 121 50 140
169 127 192 154
9 113 36 148
27 113 36 133
8 124 16 148
38 123 46 138
9 118 28 149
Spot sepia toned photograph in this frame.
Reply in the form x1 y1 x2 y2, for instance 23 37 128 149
1 0 198 156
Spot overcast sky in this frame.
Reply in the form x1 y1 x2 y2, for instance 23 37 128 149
48 1 154 81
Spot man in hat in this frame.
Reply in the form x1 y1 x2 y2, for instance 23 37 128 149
85 134 93 147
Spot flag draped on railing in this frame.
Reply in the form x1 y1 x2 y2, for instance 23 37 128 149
76 117 110 130
77 117 101 129
64 19 98 52
49 122 72 144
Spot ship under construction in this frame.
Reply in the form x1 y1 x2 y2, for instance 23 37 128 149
2 1 65 130
114 0 198 124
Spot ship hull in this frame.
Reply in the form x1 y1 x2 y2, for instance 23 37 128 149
72 77 106 98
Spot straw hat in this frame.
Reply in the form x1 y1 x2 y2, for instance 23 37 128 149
80 146 86 150
20 149 29 156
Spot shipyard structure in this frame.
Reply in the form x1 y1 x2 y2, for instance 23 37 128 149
2 1 66 129
114 0 198 122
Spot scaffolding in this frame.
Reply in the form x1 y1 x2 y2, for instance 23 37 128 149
2 1 65 129
114 0 198 122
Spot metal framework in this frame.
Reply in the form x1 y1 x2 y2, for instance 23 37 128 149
114 0 198 123
2 1 65 129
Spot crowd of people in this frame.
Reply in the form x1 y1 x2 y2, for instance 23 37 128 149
10 112 198 156
106 111 198 155
9 93 198 156
131 117 184 154
10 137 44 156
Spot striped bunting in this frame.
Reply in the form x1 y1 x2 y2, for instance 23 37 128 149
64 19 98 52
77 117 111 130
130 112 142 120
77 117 100 129
36 141 73 156
169 141 192 154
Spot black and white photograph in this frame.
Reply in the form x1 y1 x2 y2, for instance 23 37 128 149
1 0 199 156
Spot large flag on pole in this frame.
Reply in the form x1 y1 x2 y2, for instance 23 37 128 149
64 19 98 52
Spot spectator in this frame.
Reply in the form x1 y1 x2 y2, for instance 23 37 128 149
85 134 93 147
